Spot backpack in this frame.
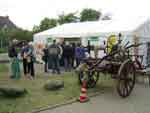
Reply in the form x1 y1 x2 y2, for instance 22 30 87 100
48 45 60 55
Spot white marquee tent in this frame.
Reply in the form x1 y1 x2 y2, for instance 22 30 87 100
33 17 150 65
34 17 149 43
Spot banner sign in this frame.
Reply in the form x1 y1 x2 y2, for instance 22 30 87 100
88 37 99 45
47 38 53 43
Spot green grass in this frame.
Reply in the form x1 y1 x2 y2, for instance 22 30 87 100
0 73 80 113
0 64 115 113
0 48 7 54
0 64 8 73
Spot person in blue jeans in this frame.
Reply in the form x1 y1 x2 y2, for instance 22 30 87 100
75 43 86 67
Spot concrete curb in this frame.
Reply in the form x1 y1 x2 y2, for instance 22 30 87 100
27 91 104 113
0 60 9 63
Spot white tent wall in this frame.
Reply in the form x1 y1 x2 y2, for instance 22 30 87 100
33 18 148 47
133 19 150 66
33 35 47 44
81 37 88 46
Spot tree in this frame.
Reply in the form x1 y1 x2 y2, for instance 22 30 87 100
58 12 78 25
0 27 13 48
39 18 57 31
0 28 33 48
80 8 101 22
9 29 33 41
0 29 6 48
32 25 41 33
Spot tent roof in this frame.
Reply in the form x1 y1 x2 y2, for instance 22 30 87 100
34 17 149 38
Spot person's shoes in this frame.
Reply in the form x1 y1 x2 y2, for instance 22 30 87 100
32 76 35 80
29 76 34 80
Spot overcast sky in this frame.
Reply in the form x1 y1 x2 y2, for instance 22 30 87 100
0 0 150 30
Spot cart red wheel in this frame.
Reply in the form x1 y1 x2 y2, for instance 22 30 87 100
117 59 135 98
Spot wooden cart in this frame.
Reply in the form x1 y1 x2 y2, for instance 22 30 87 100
77 43 143 98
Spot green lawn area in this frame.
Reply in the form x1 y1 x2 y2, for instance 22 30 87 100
0 63 115 113
0 48 7 54
0 64 8 73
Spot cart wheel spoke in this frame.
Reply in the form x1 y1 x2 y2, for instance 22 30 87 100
87 71 99 88
117 59 135 98
119 80 129 97
125 81 129 95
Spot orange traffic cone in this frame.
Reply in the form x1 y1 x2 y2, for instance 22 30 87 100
78 80 89 103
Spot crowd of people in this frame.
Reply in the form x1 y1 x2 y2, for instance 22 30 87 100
8 33 121 80
42 40 90 74
8 39 92 79
8 40 36 79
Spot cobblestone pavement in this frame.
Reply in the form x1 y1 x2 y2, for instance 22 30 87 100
39 84 150 113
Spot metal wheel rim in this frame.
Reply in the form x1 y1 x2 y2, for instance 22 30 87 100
117 60 135 97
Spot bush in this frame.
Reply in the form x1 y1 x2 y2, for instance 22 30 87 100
44 80 64 91
0 86 27 97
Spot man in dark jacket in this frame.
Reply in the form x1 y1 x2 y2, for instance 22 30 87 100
87 41 91 56
42 44 49 73
63 42 73 71
48 40 61 74
71 43 76 68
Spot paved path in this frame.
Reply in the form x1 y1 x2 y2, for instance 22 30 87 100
0 53 9 62
39 84 150 113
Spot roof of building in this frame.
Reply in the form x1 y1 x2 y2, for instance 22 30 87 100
0 16 17 29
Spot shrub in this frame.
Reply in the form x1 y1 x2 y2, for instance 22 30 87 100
0 86 27 97
44 80 64 91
